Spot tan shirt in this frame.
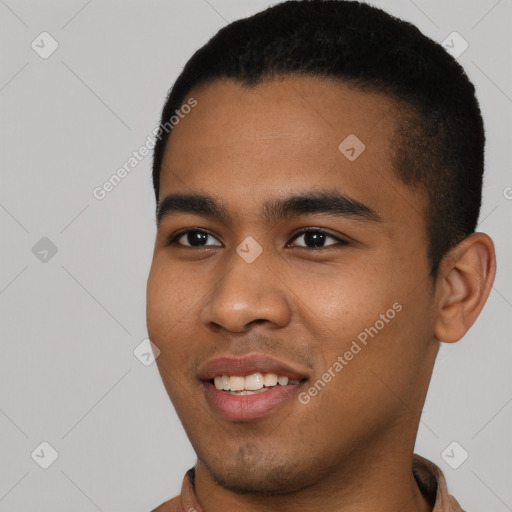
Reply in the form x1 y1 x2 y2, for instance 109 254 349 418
151 453 464 512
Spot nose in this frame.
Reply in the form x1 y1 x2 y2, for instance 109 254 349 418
199 250 292 333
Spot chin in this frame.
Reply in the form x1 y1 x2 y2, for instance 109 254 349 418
198 441 316 496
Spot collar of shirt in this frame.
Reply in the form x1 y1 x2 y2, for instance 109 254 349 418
151 453 465 512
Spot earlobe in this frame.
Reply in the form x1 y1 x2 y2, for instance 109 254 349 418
434 233 496 343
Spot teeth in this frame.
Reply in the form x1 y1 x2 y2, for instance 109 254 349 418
213 372 298 392
244 372 264 390
263 373 278 387
229 376 245 391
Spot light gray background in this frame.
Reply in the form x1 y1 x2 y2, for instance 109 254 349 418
0 0 510 510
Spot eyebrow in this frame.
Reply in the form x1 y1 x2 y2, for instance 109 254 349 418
156 190 382 226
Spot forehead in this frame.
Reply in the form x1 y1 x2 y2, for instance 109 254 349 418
159 76 426 232
166 76 396 154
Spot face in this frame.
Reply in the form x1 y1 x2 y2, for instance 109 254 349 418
146 76 440 494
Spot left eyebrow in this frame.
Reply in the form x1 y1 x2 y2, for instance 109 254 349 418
156 189 382 227
261 190 382 224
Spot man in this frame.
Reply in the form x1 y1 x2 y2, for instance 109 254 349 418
146 1 496 510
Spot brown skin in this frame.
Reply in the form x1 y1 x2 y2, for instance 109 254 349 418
146 76 496 512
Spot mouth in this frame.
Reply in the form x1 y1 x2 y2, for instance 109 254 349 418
199 355 309 421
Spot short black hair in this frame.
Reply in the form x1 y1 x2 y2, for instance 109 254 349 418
152 0 485 277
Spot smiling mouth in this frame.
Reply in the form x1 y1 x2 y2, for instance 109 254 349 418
212 372 302 395
199 354 310 420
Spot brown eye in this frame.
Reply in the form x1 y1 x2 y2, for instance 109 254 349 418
289 229 348 249
167 229 222 247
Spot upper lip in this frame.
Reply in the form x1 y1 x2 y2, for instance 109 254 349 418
199 353 310 381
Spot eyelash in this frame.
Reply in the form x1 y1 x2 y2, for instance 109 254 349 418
165 227 349 249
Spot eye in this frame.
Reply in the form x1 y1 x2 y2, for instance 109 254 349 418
167 229 222 247
166 228 348 249
288 228 348 249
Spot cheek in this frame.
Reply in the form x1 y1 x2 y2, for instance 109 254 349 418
146 258 198 349
146 259 208 424
297 259 427 392
293 261 397 337
146 263 170 337
147 263 203 404
341 286 434 409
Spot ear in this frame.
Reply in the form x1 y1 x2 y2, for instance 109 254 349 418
434 232 496 343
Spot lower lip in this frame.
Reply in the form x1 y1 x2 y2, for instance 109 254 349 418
203 381 303 421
